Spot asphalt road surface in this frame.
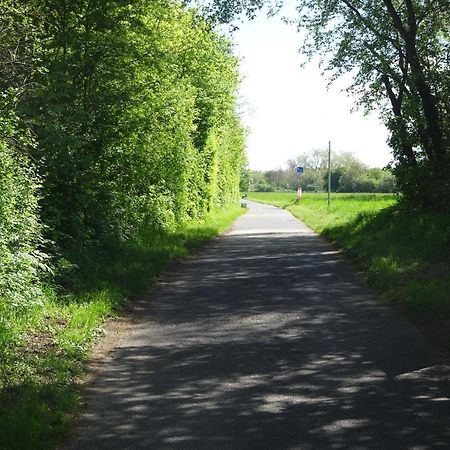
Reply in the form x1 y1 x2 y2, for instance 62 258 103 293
65 200 449 449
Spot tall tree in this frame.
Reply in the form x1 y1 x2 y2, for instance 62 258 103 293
19 0 246 255
0 0 47 309
208 0 450 208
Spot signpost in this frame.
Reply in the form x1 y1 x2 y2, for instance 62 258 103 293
295 166 304 201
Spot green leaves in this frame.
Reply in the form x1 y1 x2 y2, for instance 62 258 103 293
1 0 246 312
2 0 245 273
0 129 46 310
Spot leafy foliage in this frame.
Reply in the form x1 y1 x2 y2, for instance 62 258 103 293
0 1 48 312
25 0 245 255
1 0 246 309
0 0 246 307
0 118 46 311
249 149 396 193
209 0 450 209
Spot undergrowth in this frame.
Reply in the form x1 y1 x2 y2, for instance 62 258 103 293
0 206 245 450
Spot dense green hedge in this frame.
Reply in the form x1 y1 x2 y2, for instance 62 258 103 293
0 106 46 312
0 0 47 316
31 0 245 247
1 0 245 307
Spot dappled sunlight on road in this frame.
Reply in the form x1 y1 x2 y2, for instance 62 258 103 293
65 201 450 450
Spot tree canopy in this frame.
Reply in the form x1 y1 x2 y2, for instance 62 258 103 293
1 0 246 309
208 0 450 208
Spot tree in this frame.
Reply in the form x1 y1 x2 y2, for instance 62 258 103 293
208 0 450 209
0 1 48 310
288 148 329 171
19 0 245 255
249 148 395 192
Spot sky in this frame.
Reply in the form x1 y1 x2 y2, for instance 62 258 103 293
230 8 393 171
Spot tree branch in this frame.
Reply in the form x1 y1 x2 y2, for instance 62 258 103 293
382 0 408 39
382 74 416 164
339 0 403 51
404 0 418 34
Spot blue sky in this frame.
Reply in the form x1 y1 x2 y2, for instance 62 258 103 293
231 7 393 171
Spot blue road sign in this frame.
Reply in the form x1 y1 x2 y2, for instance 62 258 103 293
295 166 304 174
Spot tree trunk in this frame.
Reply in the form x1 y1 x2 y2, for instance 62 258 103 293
404 38 444 160
382 75 416 165
383 0 444 160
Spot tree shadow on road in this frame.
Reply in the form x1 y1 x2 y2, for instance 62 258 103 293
66 233 450 449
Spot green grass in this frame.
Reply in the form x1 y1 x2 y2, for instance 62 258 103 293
247 192 450 356
248 192 396 231
0 205 245 450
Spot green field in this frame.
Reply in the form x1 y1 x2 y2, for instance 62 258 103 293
247 192 450 358
0 206 245 450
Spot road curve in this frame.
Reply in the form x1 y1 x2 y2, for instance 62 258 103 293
64 200 450 449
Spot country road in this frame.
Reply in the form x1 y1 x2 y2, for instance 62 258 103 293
64 200 450 449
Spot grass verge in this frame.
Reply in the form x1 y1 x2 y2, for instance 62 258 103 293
247 192 450 358
0 205 245 450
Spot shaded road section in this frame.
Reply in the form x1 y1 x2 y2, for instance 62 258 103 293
65 201 450 449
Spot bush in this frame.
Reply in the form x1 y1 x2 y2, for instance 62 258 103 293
0 105 47 312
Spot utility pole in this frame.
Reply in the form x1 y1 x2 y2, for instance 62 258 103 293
328 141 331 207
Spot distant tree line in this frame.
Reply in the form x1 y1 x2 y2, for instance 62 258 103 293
243 149 396 193
1 0 245 311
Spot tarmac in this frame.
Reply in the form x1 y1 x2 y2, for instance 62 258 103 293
64 200 450 449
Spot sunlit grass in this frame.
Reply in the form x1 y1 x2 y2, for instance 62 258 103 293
0 205 246 450
247 192 396 229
